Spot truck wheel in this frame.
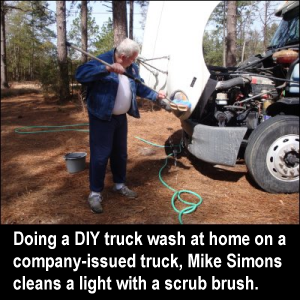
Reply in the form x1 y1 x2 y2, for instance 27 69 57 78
245 115 299 193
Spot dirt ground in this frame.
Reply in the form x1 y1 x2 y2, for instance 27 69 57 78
1 84 299 224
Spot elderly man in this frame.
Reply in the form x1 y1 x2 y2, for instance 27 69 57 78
75 38 167 213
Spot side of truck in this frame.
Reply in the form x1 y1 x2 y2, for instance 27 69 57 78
140 1 299 193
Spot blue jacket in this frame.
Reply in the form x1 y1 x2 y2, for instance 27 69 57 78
75 49 158 120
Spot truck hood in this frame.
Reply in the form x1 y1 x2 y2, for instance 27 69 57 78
140 1 220 120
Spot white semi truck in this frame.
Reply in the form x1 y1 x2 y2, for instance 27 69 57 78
139 1 299 194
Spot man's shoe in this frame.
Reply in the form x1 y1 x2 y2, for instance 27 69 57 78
113 185 138 198
88 193 103 213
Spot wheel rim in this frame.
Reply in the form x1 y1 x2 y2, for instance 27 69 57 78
266 134 299 182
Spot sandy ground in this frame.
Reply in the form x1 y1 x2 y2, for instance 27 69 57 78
1 87 299 224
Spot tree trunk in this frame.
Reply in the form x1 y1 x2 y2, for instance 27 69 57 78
263 1 269 50
222 1 226 67
226 1 237 67
56 1 70 102
129 1 134 40
1 1 9 89
81 1 88 64
112 1 128 47
241 39 246 63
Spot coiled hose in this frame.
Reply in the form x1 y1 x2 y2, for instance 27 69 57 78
135 136 203 224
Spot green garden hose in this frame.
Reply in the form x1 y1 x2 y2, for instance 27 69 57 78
14 125 203 223
135 136 203 224
14 123 89 134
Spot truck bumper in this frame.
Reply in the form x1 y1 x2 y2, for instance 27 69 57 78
181 120 247 166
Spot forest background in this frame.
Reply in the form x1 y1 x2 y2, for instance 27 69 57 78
1 1 281 100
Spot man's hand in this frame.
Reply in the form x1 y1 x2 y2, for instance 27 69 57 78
156 90 166 100
156 90 171 112
106 63 125 74
157 99 171 112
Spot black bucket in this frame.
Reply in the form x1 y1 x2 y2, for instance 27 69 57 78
64 152 87 173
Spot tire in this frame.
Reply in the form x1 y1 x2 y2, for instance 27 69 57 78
245 115 299 193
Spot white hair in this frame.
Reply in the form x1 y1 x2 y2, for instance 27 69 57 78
116 38 140 57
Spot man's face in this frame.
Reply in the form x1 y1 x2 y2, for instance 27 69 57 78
120 52 138 68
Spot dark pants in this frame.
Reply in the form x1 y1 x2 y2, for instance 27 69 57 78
89 113 128 192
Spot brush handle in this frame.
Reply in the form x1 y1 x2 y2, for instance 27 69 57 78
66 42 139 81
65 42 184 108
